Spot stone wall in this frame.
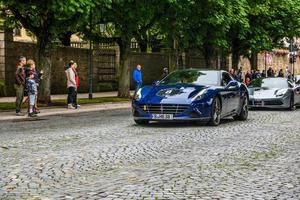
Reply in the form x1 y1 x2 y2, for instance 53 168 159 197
4 42 118 96
3 42 209 96
3 39 300 97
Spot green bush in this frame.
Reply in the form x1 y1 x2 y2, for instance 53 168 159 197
251 77 264 87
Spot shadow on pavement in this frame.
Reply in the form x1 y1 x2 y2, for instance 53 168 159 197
132 118 237 128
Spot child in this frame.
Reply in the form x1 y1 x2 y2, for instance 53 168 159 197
27 71 38 117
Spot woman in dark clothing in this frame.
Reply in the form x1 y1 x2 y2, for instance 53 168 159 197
278 69 284 77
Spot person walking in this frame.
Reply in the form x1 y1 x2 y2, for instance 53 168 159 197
26 71 38 117
14 56 26 116
65 60 77 109
133 64 143 92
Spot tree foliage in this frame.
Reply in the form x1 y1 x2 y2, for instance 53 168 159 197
1 0 300 99
0 0 93 103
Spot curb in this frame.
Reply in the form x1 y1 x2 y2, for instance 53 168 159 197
0 102 131 122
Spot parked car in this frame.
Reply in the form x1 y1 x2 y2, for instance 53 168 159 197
248 77 300 110
132 69 249 126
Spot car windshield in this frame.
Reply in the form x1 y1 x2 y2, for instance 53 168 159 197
261 78 289 88
159 70 219 86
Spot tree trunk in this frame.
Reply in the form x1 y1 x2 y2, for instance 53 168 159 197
117 39 131 98
37 38 52 104
232 49 240 70
250 52 258 71
231 36 240 70
203 43 216 68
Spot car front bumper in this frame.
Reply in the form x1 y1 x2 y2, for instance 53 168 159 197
249 96 290 108
132 101 212 121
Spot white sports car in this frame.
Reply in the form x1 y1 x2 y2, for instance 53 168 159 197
248 77 300 110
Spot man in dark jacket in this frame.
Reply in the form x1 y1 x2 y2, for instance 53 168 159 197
14 56 26 116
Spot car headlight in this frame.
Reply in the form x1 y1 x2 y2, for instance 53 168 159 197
275 89 288 97
192 89 207 101
134 88 142 100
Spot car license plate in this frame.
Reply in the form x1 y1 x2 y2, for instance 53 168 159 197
151 114 173 120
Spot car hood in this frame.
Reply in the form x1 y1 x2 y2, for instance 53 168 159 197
140 84 207 104
250 88 285 99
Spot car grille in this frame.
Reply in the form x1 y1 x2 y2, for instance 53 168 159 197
250 99 283 106
264 99 283 105
139 104 189 114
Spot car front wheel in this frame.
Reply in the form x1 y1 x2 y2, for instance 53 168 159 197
233 96 248 121
208 97 221 126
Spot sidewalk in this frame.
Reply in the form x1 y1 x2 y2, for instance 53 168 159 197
0 91 128 103
0 91 133 121
0 101 131 121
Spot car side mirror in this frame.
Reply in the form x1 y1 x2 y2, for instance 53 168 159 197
226 81 238 90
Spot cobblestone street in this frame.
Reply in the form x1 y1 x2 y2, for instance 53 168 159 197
0 109 299 200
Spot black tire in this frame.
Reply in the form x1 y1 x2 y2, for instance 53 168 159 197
208 97 221 126
134 119 149 125
289 95 296 111
233 96 248 121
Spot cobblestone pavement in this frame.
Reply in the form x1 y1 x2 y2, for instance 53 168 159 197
0 109 299 200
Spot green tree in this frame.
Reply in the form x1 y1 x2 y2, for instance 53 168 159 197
229 0 300 70
88 0 168 97
1 0 93 103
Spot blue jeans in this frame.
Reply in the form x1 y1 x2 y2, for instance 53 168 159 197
67 87 76 106
29 94 36 106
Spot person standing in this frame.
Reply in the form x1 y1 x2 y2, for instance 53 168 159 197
236 69 243 82
14 56 26 116
245 71 252 81
26 71 38 117
73 62 80 109
161 67 169 79
65 60 77 109
133 64 143 92
261 70 266 78
26 59 43 113
278 69 284 77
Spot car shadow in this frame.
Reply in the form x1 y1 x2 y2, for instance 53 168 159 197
249 107 297 112
132 118 236 128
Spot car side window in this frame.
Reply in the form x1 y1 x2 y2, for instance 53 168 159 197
222 72 232 86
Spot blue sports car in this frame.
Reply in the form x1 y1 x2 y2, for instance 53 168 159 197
132 69 249 126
